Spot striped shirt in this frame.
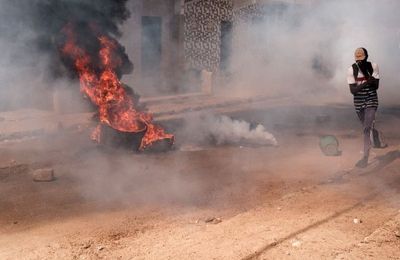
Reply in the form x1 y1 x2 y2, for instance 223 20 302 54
347 62 380 112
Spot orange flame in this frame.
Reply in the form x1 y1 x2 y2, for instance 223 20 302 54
62 25 174 150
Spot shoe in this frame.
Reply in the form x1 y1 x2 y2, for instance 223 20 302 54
355 156 368 168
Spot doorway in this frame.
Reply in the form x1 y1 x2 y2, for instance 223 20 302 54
220 21 233 73
141 16 162 77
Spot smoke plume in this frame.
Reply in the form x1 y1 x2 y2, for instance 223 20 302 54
0 0 133 111
228 0 400 104
177 114 277 148
33 0 133 79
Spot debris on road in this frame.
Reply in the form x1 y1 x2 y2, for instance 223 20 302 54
205 217 222 224
32 168 55 182
291 239 302 248
82 243 91 249
319 135 341 156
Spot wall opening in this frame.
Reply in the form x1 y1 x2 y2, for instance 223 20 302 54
220 20 233 73
141 16 162 78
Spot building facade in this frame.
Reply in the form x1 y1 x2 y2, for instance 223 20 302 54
119 0 317 96
121 0 185 96
183 0 316 73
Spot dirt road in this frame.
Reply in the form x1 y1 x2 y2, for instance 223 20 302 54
1 104 399 259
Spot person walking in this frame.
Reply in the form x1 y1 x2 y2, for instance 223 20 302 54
347 47 383 168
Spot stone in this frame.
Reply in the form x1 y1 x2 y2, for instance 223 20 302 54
205 217 222 224
81 241 92 249
291 239 302 248
32 168 55 182
395 230 400 238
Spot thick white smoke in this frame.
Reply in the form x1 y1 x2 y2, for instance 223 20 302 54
0 2 52 111
2 0 399 110
206 115 277 146
178 114 277 148
228 0 400 104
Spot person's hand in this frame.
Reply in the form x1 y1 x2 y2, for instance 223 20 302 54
367 76 376 84
367 76 379 90
360 81 370 88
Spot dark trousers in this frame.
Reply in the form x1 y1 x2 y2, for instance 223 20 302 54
356 107 376 158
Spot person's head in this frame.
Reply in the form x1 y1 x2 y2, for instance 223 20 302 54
354 47 368 64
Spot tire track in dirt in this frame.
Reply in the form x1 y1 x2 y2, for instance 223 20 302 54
242 147 400 260
242 194 378 260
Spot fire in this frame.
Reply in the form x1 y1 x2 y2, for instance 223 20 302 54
61 25 174 150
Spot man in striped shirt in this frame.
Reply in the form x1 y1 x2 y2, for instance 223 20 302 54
347 47 380 168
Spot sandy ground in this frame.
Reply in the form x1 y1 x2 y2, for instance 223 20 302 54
1 103 400 259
